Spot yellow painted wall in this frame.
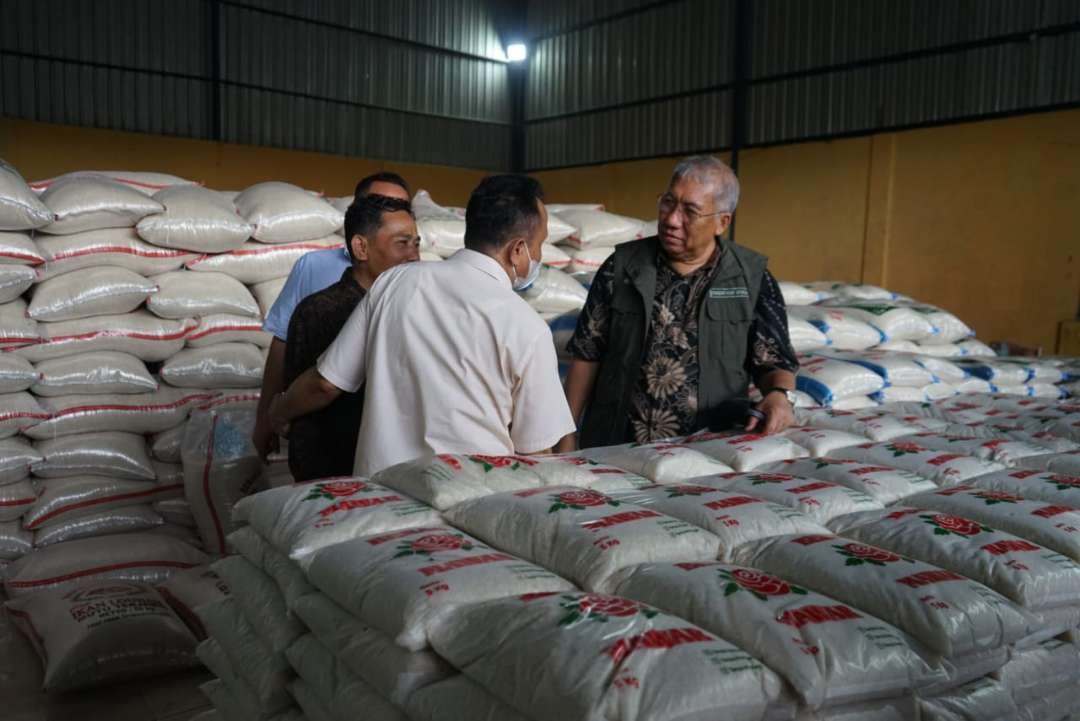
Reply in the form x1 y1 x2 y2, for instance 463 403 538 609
0 118 487 205
534 110 1080 352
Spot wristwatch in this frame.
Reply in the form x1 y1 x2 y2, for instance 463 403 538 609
764 388 797 407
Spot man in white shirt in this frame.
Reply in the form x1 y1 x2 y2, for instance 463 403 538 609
270 175 575 476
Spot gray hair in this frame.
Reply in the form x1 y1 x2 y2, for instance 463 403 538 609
670 155 740 212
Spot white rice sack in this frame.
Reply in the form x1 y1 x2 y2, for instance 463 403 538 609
23 475 181 530
613 561 939 710
918 676 1018 721
235 182 343 243
916 342 969 358
954 359 1032 385
192 387 261 414
5 580 197 691
411 190 461 255
923 383 959 402
869 386 930 404
28 266 157 322
3 531 207 598
407 676 532 721
0 391 48 438
161 342 264 389
831 440 1005 486
764 458 937 505
287 635 408 721
818 349 938 387
581 441 734 483
992 638 1080 706
252 276 287 317
521 265 588 313
955 338 997 357
970 469 1080 509
731 533 1034 658
181 407 265 556
186 313 271 348
286 678 334 721
30 170 196 196
873 340 922 353
566 245 615 275
540 242 571 269
152 459 183 484
838 506 1080 613
34 228 194 280
0 520 32 560
554 207 643 248
778 282 821 306
32 351 156 396
906 355 969 384
547 203 606 213
787 306 882 350
229 528 313 605
418 250 442 262
816 302 937 342
157 564 230 640
32 431 156 479
444 486 720 593
200 679 298 721
137 185 253 252
787 315 830 352
150 423 185 463
195 598 293 710
896 432 1051 467
0 437 42 485
233 478 441 568
0 264 36 303
905 486 1080 563
706 471 883 525
0 354 38 393
289 591 453 707
901 304 975 343
427 591 788 721
683 430 810 472
607 484 827 560
14 310 195 363
545 212 576 245
0 160 53 230
805 282 896 301
305 525 575 651
26 387 209 438
33 505 163 548
795 355 887 405
147 270 259 319
185 237 343 284
0 299 39 348
153 522 204 548
0 478 35 521
39 176 164 234
0 231 43 264
155 498 194 527
211 555 304 654
780 426 868 456
830 396 881 411
195 639 273 717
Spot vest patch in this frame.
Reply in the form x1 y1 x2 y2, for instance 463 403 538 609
709 287 749 300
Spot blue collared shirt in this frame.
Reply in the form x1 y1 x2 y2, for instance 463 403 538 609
262 247 352 340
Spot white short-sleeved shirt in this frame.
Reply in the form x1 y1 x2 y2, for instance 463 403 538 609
318 248 575 476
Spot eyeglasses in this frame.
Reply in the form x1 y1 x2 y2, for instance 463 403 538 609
657 194 727 225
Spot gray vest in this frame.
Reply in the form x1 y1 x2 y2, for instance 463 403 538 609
579 237 768 449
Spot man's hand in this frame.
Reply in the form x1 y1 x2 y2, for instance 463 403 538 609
554 432 579 454
268 392 292 438
251 415 279 462
745 392 795 435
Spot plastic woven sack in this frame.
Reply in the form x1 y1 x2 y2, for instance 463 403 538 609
0 519 32 560
684 431 810 472
28 266 156 322
147 270 260 319
150 423 186 463
444 486 720 593
13 310 195 363
831 440 1005 486
703 472 883 524
554 207 643 249
581 441 735 483
0 264 38 303
26 387 211 438
778 282 821 306
32 431 156 479
161 342 264 388
917 676 1018 721
30 170 196 195
0 299 39 348
286 634 408 721
763 458 936 505
0 392 48 438
137 185 253 252
795 356 887 406
5 580 197 691
970 469 1080 509
32 351 157 396
195 639 277 717
817 302 937 342
521 266 588 313
0 478 35 521
992 638 1080 707
34 228 194 280
252 276 287 317
426 591 789 721
780 426 868 456
805 282 895 302
566 245 615 275
817 349 938 387
211 555 304 654
33 505 163 548
407 676 532 721
787 315 830 352
228 527 313 605
894 433 1052 467
540 242 571 269
0 437 42 485
156 564 230 639
787 306 882 351
39 176 164 234
899 304 975 343
185 237 343 284
186 313 272 348
0 231 41 264
235 182 343 243
0 160 53 230
233 478 441 568
305 525 575 651
0 354 38 393
23 475 181 530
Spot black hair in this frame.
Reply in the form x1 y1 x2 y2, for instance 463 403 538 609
464 174 545 252
354 172 410 200
344 195 414 263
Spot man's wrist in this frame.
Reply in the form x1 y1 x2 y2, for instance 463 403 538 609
762 387 796 406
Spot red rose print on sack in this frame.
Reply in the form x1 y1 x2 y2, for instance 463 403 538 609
664 485 717 498
548 489 620 513
748 473 797 484
973 490 1024 506
922 513 990 537
437 455 463 471
1048 475 1080 491
394 532 475 559
305 479 370 502
886 441 925 457
835 543 910 567
557 593 657 625
718 568 807 601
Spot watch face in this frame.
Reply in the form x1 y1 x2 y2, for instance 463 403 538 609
784 390 797 406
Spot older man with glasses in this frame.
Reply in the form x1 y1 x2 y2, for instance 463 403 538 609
556 155 799 451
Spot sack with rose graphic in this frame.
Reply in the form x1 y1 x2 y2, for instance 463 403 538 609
683 431 810 472
5 580 198 692
612 561 942 709
426 591 790 721
917 676 1018 721
702 472 883 525
833 506 1080 614
407 676 533 721
992 637 1080 707
780 426 869 457
905 486 1080 563
305 525 574 651
444 486 721 593
893 433 1052 467
730 534 1035 658
289 591 453 707
831 441 1005 486
232 478 441 568
210 555 304 654
1016 450 1080 476
580 442 735 483
762 458 936 505
794 408 923 441
606 484 828 561
527 453 653 491
970 469 1080 509
286 634 408 721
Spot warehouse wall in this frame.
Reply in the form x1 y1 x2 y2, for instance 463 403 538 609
0 118 488 206
533 109 1080 353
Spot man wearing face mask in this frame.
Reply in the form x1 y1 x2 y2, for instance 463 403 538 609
269 174 574 476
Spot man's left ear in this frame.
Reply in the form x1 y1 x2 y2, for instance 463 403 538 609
715 212 733 238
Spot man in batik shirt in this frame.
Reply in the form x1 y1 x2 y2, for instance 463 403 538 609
557 155 799 450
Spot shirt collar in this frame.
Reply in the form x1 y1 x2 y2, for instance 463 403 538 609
449 248 512 289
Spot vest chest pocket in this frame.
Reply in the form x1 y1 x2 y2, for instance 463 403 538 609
705 296 753 324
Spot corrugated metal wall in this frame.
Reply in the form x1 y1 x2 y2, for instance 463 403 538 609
525 0 1080 170
0 0 511 170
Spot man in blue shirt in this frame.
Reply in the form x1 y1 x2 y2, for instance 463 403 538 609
252 171 412 460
